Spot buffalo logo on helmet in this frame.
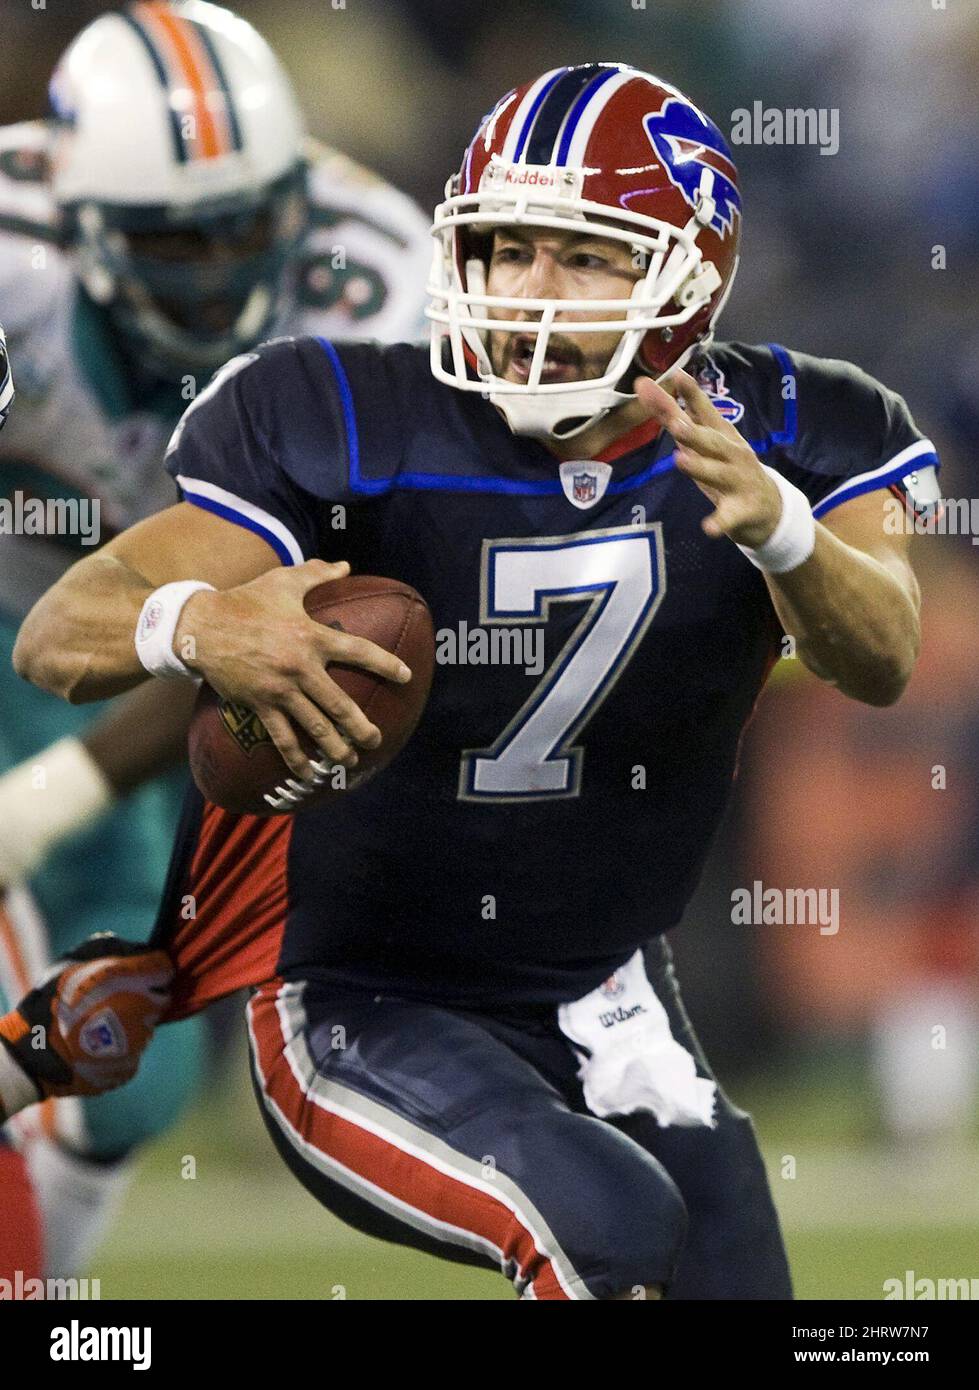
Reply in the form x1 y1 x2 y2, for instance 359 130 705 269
643 98 742 238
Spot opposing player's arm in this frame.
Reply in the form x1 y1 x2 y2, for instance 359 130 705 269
80 678 199 796
0 935 173 1123
0 677 202 891
4 408 301 884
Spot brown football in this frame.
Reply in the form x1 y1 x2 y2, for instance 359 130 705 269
188 575 435 815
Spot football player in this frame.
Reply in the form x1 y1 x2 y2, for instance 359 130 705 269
14 64 938 1298
0 0 429 1278
0 319 40 1283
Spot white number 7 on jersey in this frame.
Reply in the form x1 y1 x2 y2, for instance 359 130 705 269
458 523 667 802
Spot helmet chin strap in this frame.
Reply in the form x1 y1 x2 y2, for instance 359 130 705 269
459 211 721 443
488 383 625 442
489 332 707 443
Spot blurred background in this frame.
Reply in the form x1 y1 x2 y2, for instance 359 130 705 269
1 0 976 1298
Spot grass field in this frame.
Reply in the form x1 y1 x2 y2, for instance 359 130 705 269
87 1046 979 1301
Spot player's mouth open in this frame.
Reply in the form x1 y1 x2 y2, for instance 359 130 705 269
506 335 582 384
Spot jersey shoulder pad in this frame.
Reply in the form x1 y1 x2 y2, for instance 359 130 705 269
166 336 397 564
709 341 939 518
303 137 430 250
782 345 939 517
292 139 431 342
314 337 433 490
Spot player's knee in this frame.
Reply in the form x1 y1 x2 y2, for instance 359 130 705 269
504 1108 688 1298
597 1152 688 1296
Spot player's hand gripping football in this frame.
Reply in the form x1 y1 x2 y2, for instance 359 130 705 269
0 935 173 1121
637 369 783 548
174 558 412 781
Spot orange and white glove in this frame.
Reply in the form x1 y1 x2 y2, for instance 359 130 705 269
0 934 173 1121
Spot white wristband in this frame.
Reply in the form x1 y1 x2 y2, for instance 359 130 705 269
736 466 816 574
135 581 215 679
0 738 113 885
0 1039 40 1120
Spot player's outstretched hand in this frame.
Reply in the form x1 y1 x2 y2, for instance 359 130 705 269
637 369 783 548
173 559 413 780
0 934 174 1120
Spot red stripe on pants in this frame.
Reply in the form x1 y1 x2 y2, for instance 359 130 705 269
249 984 572 1299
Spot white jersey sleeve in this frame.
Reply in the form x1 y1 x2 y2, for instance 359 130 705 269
286 138 432 345
0 121 62 338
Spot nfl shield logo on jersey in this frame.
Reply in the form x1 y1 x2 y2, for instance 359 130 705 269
560 460 612 510
574 472 596 504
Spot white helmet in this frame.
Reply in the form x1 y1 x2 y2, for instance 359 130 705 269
49 1 308 379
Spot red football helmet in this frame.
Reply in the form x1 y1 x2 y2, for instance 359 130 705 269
427 63 742 439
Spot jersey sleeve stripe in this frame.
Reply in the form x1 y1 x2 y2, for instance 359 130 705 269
811 439 940 519
315 338 391 497
0 213 60 243
175 474 304 565
749 344 798 452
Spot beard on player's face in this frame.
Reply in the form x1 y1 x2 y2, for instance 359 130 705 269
488 325 620 385
481 224 640 386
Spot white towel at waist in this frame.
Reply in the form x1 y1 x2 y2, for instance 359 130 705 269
558 949 717 1128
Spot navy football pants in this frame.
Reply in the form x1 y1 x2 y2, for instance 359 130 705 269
247 937 793 1300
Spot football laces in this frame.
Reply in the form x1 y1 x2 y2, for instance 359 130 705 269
263 758 334 811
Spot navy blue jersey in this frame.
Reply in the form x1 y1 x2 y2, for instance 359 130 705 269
157 337 938 1010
